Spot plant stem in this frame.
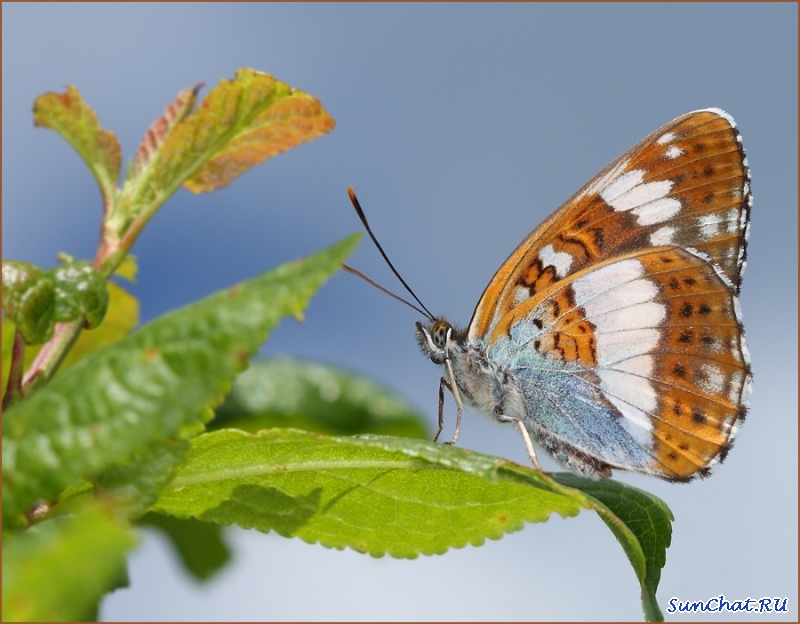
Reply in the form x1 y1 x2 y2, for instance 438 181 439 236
21 319 83 394
3 329 27 409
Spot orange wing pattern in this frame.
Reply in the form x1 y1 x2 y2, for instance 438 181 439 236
469 109 751 342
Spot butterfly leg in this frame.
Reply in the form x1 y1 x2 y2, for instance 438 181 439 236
433 376 448 442
433 358 464 445
434 375 464 445
496 414 545 472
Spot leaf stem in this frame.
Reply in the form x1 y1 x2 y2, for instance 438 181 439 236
21 319 83 394
3 329 27 409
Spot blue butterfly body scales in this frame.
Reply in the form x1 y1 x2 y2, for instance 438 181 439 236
451 334 653 478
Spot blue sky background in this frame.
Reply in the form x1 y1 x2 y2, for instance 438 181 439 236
3 3 797 621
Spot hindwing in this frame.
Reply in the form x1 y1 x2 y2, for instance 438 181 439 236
488 246 751 480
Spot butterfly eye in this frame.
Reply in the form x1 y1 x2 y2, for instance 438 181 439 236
431 321 450 349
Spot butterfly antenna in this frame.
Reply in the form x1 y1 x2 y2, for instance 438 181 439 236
347 187 435 320
341 264 431 318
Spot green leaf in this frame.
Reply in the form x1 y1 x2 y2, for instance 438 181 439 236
2 504 136 622
153 428 588 558
1 261 56 345
50 261 109 329
2 320 17 392
1 260 110 345
137 512 231 581
554 474 673 622
2 234 360 527
153 428 671 617
57 281 139 370
33 85 121 208
213 357 429 438
93 440 191 520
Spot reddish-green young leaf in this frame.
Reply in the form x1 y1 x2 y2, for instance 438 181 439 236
33 85 121 208
98 70 334 277
133 84 203 178
158 68 334 196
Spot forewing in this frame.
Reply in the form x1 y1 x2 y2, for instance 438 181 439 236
491 247 751 480
469 109 751 342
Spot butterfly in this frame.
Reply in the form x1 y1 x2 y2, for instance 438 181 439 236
349 108 752 481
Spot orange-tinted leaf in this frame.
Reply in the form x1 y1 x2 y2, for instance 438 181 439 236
33 85 121 208
183 71 335 193
143 68 334 196
134 84 203 178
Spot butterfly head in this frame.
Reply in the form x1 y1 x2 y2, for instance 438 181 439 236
415 318 466 365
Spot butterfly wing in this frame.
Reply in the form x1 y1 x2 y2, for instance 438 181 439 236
487 246 750 480
468 109 751 342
